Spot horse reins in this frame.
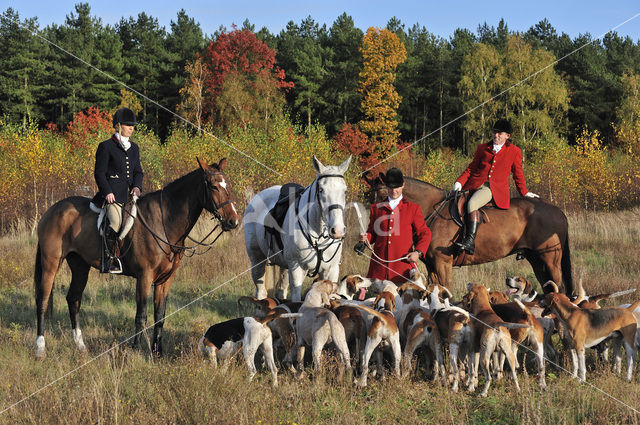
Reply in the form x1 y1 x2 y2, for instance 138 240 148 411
294 174 346 277
129 170 235 258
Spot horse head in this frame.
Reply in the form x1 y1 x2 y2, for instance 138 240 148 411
312 155 351 239
197 157 239 231
362 171 388 204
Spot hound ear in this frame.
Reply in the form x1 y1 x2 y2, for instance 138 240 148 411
197 157 210 172
218 157 227 171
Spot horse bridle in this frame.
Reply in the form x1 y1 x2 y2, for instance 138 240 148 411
295 173 346 277
202 171 235 222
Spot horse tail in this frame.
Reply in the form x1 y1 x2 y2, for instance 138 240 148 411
561 232 574 297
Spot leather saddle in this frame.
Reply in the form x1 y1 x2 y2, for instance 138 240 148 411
264 183 305 252
448 190 492 228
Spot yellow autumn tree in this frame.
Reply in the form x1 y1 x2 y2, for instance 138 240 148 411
358 27 407 158
613 71 640 157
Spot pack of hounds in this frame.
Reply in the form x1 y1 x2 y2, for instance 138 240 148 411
198 270 640 396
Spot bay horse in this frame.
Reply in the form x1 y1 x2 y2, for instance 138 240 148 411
363 173 573 295
244 156 351 302
34 158 239 359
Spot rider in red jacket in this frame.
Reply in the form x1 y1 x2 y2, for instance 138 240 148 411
357 168 431 284
453 119 538 255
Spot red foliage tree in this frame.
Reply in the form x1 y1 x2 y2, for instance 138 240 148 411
203 28 293 119
65 106 112 150
333 123 380 170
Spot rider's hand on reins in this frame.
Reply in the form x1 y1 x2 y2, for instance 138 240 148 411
406 251 421 263
130 187 141 197
105 193 115 203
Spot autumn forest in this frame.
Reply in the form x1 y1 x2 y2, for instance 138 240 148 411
1 4 640 230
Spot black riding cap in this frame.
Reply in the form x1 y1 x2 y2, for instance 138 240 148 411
492 119 512 134
113 107 138 127
382 168 404 189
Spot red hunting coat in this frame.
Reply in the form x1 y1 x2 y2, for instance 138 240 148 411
456 141 529 209
365 198 431 284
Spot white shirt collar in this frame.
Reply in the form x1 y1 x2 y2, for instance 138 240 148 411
388 195 403 210
492 142 505 154
116 133 131 150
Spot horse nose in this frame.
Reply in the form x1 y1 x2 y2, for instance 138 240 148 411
330 226 346 239
224 218 239 230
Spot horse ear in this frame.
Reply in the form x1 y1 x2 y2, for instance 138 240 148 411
197 157 210 172
312 155 325 174
336 155 352 175
218 157 227 171
378 172 386 183
362 171 373 187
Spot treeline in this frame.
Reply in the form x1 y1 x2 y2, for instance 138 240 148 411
1 4 640 231
2 4 640 147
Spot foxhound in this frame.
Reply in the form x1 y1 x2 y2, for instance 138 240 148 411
463 283 530 397
198 309 300 386
295 279 352 377
541 292 640 382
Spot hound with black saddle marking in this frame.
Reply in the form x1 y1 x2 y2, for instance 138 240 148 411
198 309 300 386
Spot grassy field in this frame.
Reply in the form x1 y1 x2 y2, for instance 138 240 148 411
1 207 640 424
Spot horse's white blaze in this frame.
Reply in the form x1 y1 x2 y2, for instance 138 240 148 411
219 178 227 190
72 328 86 352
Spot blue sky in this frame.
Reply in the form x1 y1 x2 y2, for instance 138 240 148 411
4 1 640 41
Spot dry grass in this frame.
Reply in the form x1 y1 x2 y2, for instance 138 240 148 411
0 208 640 424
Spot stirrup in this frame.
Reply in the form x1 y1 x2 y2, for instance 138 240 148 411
107 257 123 274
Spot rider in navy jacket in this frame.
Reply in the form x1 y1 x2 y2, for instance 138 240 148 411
92 135 143 205
93 107 143 273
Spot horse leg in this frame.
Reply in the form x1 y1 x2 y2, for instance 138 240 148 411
250 255 268 300
289 266 306 303
133 273 154 349
65 253 90 354
34 244 62 359
430 256 454 292
151 274 176 356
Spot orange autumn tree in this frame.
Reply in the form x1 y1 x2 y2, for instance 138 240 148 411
358 27 407 158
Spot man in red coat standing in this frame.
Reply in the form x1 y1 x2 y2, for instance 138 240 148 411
356 168 431 284
453 119 539 255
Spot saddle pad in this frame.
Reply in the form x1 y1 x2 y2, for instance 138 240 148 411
264 183 305 250
89 202 106 236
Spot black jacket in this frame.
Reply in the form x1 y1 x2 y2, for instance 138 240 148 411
93 135 143 205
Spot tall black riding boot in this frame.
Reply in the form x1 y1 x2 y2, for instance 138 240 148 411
105 228 122 274
455 210 481 255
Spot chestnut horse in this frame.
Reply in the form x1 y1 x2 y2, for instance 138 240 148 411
34 158 239 358
364 173 573 295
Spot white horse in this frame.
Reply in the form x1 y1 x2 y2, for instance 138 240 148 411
244 156 351 302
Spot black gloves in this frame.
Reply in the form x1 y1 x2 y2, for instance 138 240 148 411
354 241 366 255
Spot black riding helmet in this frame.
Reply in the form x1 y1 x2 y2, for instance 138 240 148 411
492 119 512 134
381 167 404 189
113 107 138 127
